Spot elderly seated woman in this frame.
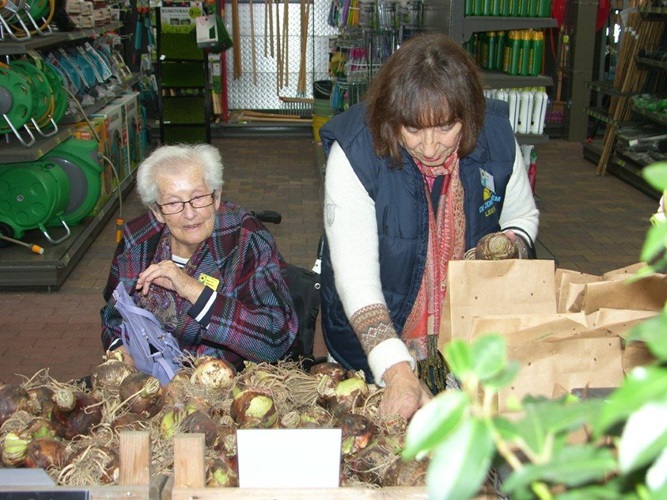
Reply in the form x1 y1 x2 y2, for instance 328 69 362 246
100 143 298 370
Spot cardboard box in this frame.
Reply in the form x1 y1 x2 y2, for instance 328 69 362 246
92 100 130 184
71 116 115 217
114 92 144 174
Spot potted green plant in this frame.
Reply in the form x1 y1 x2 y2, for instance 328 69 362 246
402 163 667 499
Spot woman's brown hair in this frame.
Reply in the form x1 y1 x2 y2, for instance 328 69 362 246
365 32 486 167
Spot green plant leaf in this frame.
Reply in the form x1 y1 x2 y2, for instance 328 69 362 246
642 162 667 191
470 334 507 382
647 447 667 492
619 399 667 474
484 360 520 390
627 313 667 360
508 397 600 457
426 417 494 500
640 223 667 269
493 415 521 441
594 366 667 437
502 445 617 493
647 484 667 500
402 390 470 459
444 339 473 379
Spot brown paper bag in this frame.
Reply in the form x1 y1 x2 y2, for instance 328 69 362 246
594 308 658 327
555 269 601 314
602 262 650 280
570 274 667 314
585 308 658 338
623 341 657 373
584 308 658 373
468 312 624 413
438 260 557 350
470 313 588 342
499 336 624 412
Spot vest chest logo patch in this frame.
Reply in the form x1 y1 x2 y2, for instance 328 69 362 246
478 169 502 217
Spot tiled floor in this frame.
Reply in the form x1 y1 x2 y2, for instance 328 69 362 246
0 137 659 385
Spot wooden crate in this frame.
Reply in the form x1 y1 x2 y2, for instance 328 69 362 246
0 431 496 499
0 432 164 500
166 433 429 499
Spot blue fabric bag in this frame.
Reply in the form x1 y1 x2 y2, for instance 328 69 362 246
112 283 184 385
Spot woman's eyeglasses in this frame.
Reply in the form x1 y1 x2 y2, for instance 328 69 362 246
156 192 216 215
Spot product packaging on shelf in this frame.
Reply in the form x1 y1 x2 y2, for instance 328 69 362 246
71 116 114 217
114 92 144 174
92 100 131 186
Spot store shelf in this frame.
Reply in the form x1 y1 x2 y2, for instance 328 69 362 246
213 120 313 138
0 174 135 290
585 80 643 97
483 71 553 89
156 6 211 144
616 147 667 170
462 16 557 43
635 55 667 72
632 105 667 128
584 106 627 127
638 6 667 19
0 73 141 163
0 21 144 289
516 133 549 145
0 22 123 55
582 140 659 201
425 2 557 44
64 73 143 122
0 129 73 163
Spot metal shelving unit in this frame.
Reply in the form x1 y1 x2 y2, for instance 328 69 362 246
632 106 667 128
423 2 556 45
155 4 212 145
0 23 137 289
423 1 556 147
460 16 556 44
0 73 141 163
0 22 123 55
584 6 667 185
482 71 553 89
583 140 658 200
0 175 135 289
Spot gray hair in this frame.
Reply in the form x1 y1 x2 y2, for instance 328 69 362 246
135 143 224 207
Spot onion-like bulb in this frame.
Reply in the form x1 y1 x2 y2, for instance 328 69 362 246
119 372 164 418
230 388 278 429
474 232 518 260
91 358 137 393
53 389 76 412
24 438 66 469
1 432 28 467
0 384 33 426
190 356 236 390
339 413 375 456
51 389 103 440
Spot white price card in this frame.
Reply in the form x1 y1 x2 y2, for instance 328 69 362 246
237 428 342 488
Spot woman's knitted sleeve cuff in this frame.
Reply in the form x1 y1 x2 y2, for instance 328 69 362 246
349 303 397 352
349 303 416 385
368 339 416 387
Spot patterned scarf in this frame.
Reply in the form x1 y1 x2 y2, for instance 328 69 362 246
402 153 466 361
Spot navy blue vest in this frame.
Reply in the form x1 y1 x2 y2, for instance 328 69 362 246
319 99 516 380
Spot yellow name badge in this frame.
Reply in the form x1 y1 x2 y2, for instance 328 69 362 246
198 273 220 291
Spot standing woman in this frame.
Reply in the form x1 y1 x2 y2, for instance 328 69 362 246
101 144 298 369
319 33 539 421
